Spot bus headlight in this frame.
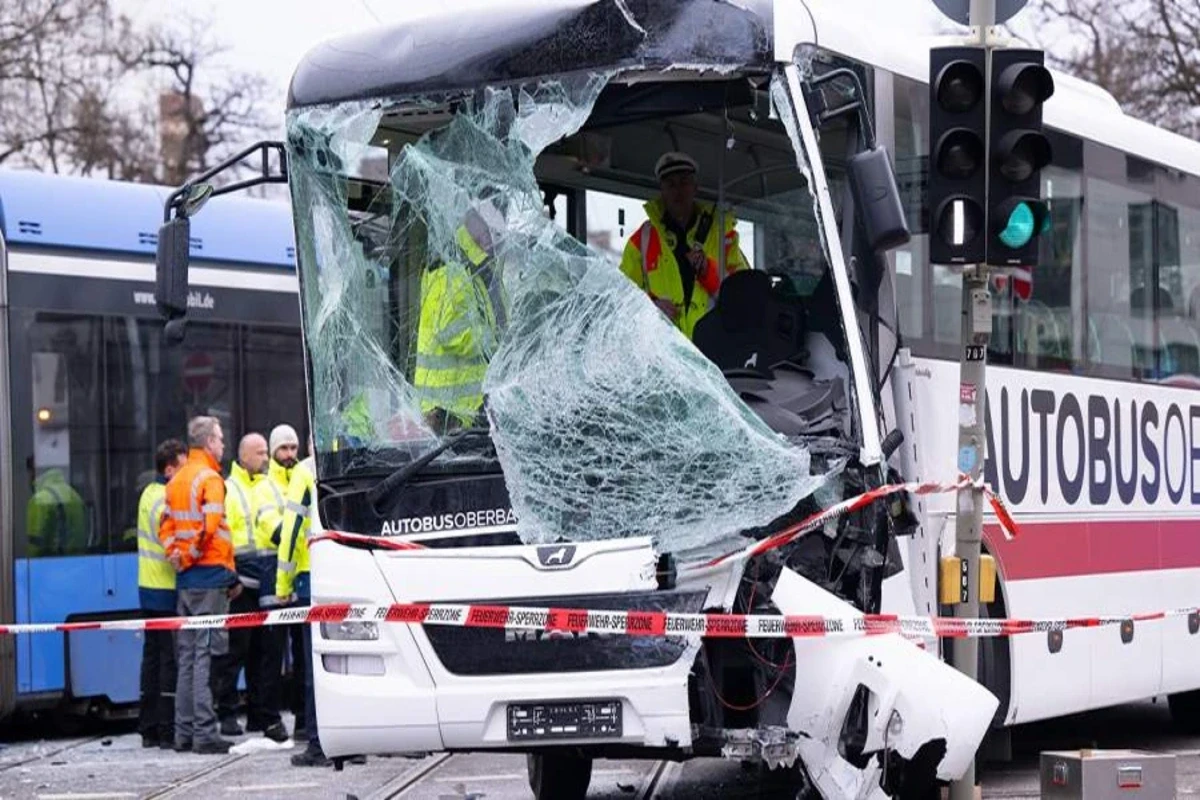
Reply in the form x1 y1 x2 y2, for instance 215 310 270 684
320 621 379 641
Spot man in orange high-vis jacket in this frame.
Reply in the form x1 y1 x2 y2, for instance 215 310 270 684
159 415 238 755
620 151 749 341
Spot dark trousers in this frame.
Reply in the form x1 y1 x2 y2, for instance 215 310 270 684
138 609 177 741
302 621 320 749
212 586 284 729
289 624 306 724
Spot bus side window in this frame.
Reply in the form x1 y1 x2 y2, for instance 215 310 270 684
1085 143 1156 381
1015 132 1085 374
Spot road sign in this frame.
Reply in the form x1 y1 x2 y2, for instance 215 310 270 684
182 352 214 395
932 0 1028 25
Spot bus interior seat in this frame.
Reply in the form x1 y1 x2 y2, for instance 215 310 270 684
692 269 804 372
693 270 848 438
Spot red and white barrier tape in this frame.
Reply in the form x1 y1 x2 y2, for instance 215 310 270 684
698 474 1018 569
3 602 1193 640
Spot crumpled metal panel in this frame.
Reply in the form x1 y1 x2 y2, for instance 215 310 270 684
287 0 774 108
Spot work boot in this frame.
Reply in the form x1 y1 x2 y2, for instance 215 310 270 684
173 740 192 753
220 718 244 736
195 738 234 755
263 722 289 743
291 745 330 767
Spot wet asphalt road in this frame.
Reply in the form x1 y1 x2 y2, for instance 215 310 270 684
1 700 1197 799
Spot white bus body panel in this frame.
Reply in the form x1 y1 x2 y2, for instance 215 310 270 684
311 525 999 788
904 356 1200 724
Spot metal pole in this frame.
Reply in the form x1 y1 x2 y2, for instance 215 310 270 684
949 3 996 799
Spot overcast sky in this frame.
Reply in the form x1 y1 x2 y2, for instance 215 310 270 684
113 0 955 138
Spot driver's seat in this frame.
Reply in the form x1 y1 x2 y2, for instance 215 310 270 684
692 270 805 372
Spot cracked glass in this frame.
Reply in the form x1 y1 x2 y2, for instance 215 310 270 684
285 68 850 556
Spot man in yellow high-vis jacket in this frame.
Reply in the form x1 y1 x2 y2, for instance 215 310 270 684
413 204 506 432
136 438 187 749
620 151 749 341
249 424 301 742
276 454 326 767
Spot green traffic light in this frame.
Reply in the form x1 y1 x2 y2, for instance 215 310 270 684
999 201 1035 248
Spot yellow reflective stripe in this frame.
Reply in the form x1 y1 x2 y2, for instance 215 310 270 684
279 560 296 574
255 547 275 558
138 549 171 564
234 544 255 556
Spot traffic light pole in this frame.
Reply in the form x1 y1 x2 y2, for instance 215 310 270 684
948 269 991 800
949 3 995 800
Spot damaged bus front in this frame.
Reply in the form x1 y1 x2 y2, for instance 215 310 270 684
156 1 998 797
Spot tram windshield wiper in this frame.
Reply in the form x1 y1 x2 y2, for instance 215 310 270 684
366 426 493 512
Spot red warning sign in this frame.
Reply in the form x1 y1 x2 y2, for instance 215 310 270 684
182 352 214 395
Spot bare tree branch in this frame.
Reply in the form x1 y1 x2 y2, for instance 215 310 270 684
0 2 273 183
1031 0 1200 139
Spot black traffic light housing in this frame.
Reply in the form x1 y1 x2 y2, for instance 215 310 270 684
928 47 988 265
986 48 1054 267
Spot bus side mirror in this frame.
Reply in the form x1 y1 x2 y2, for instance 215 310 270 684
848 145 910 254
155 182 214 343
155 215 191 321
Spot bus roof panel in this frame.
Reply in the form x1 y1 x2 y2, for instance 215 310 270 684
0 168 295 269
286 0 774 109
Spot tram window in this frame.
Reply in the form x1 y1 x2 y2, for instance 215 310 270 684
104 319 242 555
23 314 105 557
243 327 310 449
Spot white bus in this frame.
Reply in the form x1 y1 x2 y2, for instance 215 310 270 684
155 0 1200 797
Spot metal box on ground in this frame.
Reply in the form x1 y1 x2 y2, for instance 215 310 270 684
1039 749 1176 798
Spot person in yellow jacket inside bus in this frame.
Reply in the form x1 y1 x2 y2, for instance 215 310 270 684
26 462 89 556
276 449 331 767
620 151 750 340
413 202 505 432
136 438 187 749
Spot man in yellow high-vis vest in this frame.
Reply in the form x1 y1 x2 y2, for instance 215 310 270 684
277 453 327 767
620 151 749 340
136 438 187 749
413 203 506 432
248 424 301 743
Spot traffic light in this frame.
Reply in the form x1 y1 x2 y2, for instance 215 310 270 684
986 48 1054 267
928 46 987 265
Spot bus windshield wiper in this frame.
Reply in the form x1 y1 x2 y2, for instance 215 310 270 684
366 426 493 513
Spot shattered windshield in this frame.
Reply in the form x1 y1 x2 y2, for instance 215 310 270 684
286 69 854 555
